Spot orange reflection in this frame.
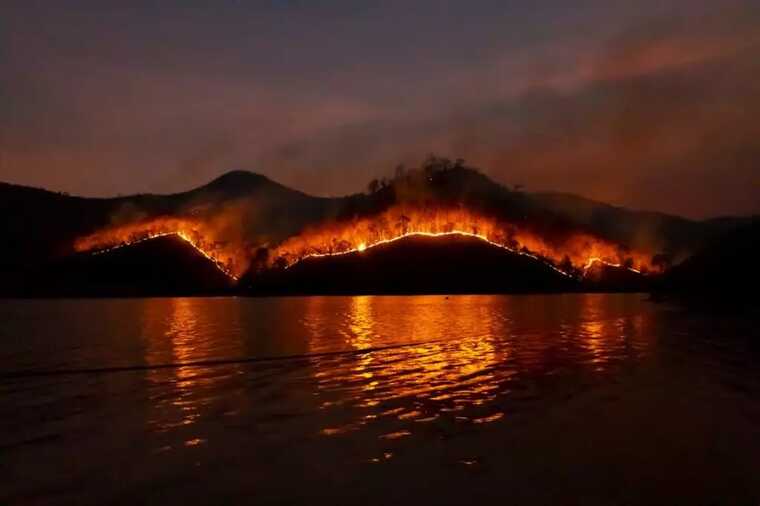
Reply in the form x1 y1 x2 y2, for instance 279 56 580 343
306 294 656 437
576 294 650 371
345 295 375 350
141 298 243 442
307 295 509 434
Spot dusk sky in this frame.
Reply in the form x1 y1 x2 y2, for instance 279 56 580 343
2 0 759 218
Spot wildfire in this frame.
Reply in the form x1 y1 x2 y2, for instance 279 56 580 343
284 230 576 277
74 204 657 284
583 257 642 274
269 205 656 278
74 218 242 280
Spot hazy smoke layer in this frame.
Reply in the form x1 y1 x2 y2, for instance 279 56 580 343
1 0 758 218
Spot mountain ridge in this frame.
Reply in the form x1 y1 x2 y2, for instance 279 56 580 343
1 164 753 295
2 169 753 226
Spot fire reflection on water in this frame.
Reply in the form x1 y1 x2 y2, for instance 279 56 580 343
132 294 653 447
574 294 649 372
141 298 244 444
304 294 653 437
306 296 510 435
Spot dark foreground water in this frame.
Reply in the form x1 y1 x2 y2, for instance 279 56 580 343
1 294 758 505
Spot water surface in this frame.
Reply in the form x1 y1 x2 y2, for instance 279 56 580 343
1 295 758 505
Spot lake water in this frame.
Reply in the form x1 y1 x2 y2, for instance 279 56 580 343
1 294 758 505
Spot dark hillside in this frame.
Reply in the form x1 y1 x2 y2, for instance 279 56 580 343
245 234 579 295
5 235 233 297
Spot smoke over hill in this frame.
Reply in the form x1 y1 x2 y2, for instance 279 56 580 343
0 157 752 296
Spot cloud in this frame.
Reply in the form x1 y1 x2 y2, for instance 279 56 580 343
250 6 760 218
1 1 758 218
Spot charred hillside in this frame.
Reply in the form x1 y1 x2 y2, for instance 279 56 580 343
6 235 233 297
246 234 579 295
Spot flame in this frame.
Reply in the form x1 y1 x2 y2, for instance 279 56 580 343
74 204 657 283
74 218 242 280
269 205 655 278
583 256 642 274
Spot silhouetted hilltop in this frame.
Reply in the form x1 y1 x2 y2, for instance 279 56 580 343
5 235 233 297
530 192 721 256
201 170 274 191
0 172 333 273
327 160 744 261
245 234 580 295
187 170 320 205
659 219 760 296
0 182 117 269
0 159 752 296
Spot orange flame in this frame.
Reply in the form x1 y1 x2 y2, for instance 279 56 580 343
74 218 242 280
74 205 657 282
269 205 655 278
